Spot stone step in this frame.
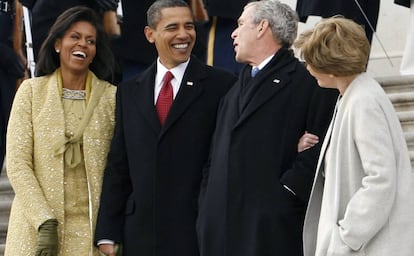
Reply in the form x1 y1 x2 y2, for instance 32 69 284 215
378 76 414 113
404 132 414 167
388 92 414 112
398 111 414 133
0 222 7 243
0 167 11 256
383 74 414 143
378 75 414 94
405 131 414 144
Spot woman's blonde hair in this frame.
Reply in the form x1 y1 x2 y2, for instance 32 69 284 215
294 16 370 76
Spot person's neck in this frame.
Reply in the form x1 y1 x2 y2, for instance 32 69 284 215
61 70 88 90
336 74 358 95
250 44 281 67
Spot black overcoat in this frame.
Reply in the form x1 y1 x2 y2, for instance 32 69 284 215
95 56 236 256
196 49 338 256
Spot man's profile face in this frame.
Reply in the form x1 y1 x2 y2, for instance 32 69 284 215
145 6 196 69
231 5 259 64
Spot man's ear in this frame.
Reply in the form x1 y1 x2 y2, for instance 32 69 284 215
257 19 269 38
144 26 155 43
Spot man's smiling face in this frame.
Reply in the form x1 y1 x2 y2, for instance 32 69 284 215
145 6 196 69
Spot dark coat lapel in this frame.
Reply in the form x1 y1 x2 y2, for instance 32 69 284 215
134 63 161 134
235 49 295 128
160 57 205 137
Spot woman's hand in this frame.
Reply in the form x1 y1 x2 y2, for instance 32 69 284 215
298 131 319 152
35 219 58 256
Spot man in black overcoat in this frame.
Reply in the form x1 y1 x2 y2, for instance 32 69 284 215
94 1 236 256
196 1 337 256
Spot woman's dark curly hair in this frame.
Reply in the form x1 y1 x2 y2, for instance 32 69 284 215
36 6 115 83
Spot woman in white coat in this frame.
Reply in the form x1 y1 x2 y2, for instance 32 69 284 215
294 17 414 256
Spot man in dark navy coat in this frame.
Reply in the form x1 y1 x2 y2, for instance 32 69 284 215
196 1 337 256
94 1 236 256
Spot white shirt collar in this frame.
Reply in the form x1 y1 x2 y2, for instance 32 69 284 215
252 54 274 71
154 58 190 103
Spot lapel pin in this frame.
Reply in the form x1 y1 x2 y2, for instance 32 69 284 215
273 78 281 83
186 81 194 86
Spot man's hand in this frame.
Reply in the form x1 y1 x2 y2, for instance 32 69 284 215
99 243 121 256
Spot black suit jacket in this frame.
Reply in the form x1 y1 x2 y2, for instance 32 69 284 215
196 48 338 256
95 56 236 256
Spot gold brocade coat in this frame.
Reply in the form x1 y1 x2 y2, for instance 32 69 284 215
5 70 116 256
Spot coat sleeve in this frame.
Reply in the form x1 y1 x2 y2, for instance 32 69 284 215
6 80 56 230
198 97 224 207
198 69 236 206
280 84 338 203
94 83 132 244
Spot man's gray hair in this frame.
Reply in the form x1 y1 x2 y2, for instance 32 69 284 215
246 0 298 48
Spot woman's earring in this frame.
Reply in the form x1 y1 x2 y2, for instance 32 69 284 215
55 49 60 53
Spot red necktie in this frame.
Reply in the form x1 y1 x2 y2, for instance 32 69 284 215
156 71 174 125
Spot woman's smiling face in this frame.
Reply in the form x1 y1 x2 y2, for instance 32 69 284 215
54 21 97 75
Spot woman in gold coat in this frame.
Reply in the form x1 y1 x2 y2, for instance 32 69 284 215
5 6 116 256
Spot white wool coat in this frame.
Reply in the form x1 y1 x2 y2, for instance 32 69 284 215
303 73 414 256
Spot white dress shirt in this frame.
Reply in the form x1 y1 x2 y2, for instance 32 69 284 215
154 58 190 104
